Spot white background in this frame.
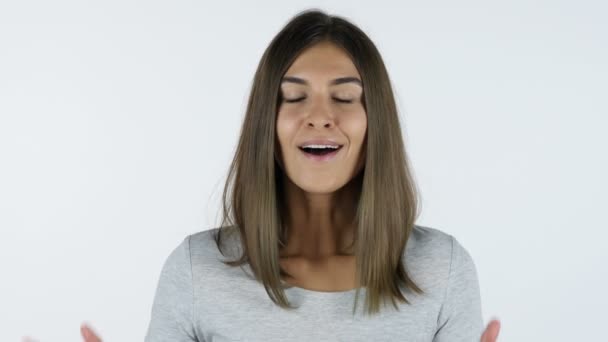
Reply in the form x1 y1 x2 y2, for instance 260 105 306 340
1 0 606 341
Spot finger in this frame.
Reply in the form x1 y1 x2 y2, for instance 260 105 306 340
480 319 501 342
22 336 40 342
81 323 103 342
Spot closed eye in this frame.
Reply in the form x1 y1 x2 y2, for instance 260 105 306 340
284 97 353 104
284 96 306 103
334 98 353 104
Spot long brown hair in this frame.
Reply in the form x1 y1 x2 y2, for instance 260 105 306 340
213 8 424 316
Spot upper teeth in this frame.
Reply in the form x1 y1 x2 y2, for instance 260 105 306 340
301 144 340 149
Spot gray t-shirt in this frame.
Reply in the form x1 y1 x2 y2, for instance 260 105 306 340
144 225 483 341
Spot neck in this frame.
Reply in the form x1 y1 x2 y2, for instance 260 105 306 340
279 173 362 259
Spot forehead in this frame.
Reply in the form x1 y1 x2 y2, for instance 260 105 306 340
283 41 360 79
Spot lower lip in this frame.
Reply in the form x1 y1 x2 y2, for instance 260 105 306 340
299 146 343 162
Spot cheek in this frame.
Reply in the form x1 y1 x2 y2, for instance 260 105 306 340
344 111 367 146
276 111 298 150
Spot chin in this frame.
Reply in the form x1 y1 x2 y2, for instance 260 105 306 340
295 178 346 194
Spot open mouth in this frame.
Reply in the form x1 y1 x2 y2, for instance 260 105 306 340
298 145 343 156
298 145 344 162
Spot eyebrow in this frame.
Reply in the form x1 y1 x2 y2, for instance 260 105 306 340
281 76 362 87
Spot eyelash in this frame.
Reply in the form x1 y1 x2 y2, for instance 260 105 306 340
284 96 353 104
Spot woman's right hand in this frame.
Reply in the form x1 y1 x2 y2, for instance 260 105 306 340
22 322 102 342
80 323 102 342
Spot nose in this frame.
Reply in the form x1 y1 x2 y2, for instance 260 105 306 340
306 99 335 128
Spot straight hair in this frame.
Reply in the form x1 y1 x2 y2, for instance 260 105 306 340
213 8 424 316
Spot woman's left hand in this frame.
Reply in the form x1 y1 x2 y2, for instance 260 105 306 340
480 319 501 342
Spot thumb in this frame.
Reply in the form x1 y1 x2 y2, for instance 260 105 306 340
22 337 40 342
481 318 501 341
81 323 102 342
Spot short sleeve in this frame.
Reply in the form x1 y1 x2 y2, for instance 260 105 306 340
433 236 484 342
144 235 199 342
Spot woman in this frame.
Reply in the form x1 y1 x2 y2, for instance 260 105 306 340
78 9 501 342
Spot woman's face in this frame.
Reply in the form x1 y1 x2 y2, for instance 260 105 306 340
276 41 367 194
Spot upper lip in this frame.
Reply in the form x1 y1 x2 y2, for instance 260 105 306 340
297 139 343 148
